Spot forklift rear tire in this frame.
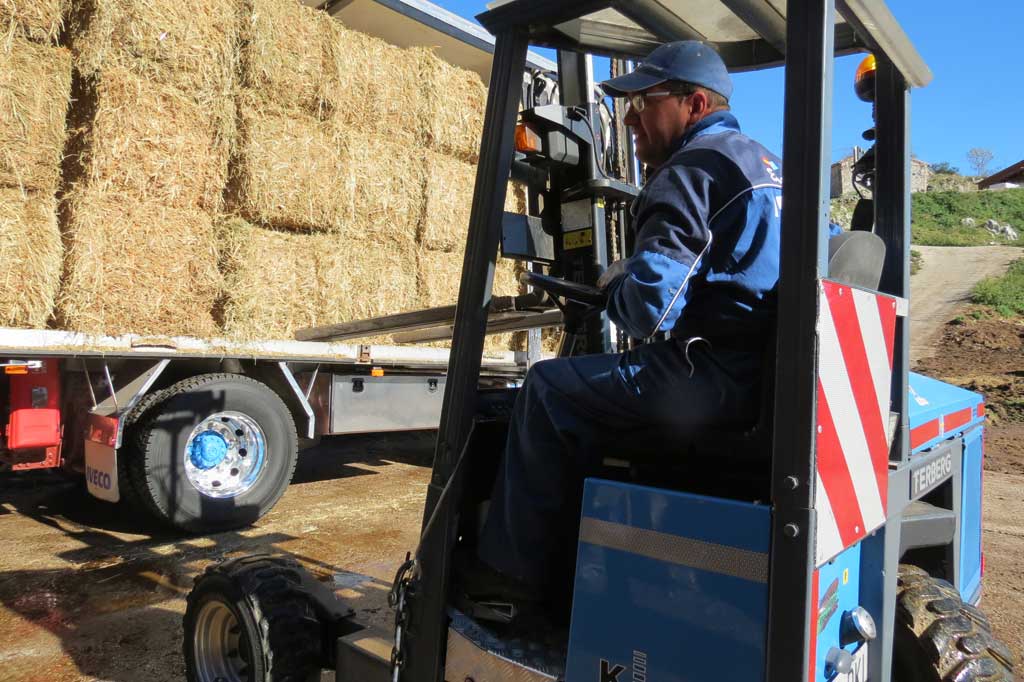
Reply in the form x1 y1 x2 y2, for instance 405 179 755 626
184 555 322 682
122 373 298 533
893 564 1016 681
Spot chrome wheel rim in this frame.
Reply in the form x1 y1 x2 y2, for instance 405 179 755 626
192 599 251 682
183 411 266 499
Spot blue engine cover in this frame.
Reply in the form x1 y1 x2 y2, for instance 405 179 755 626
908 372 985 602
960 425 983 602
566 479 770 682
810 543 864 681
908 372 984 454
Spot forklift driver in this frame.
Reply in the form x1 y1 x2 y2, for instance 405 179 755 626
461 41 822 619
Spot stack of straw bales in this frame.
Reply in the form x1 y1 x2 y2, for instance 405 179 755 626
220 0 521 348
1 0 534 350
0 1 71 327
221 0 427 340
56 0 239 336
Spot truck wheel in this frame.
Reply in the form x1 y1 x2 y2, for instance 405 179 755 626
124 373 298 532
893 564 1016 681
184 555 322 682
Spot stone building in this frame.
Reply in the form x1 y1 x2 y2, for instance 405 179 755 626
830 148 931 197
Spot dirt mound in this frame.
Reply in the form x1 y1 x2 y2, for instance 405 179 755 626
943 311 1024 355
915 309 1024 474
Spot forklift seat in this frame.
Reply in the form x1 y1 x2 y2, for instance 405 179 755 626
605 231 887 498
827 230 887 291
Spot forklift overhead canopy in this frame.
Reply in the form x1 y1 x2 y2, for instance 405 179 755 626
479 0 931 88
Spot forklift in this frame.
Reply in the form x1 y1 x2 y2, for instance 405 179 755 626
182 1 1016 681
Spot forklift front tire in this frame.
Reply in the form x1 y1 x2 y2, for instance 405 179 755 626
184 555 323 682
893 564 1016 682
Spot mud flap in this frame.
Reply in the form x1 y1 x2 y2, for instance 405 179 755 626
84 413 120 503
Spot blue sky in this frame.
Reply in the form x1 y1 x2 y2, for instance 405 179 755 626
437 1 1023 175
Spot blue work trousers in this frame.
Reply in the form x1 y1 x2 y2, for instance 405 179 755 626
477 337 762 592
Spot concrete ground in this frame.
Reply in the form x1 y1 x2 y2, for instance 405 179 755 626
0 433 433 682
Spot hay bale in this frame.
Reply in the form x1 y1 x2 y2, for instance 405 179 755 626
217 217 323 340
419 152 472 252
0 187 61 328
63 67 230 211
67 0 239 98
0 39 71 193
417 49 486 163
228 98 354 232
420 151 528 252
217 216 420 340
229 99 424 237
0 0 64 45
506 180 527 215
354 134 425 242
319 234 420 328
416 248 522 309
240 0 339 118
56 190 221 337
327 29 421 140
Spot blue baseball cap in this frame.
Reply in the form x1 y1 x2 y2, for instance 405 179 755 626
599 41 732 101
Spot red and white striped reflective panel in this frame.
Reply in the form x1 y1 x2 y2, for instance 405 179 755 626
814 280 898 566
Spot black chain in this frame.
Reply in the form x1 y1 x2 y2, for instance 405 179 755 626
388 553 416 682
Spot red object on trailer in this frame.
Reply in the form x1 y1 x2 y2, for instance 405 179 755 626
4 360 63 469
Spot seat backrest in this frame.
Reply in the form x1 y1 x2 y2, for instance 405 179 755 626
828 231 887 290
690 232 887 462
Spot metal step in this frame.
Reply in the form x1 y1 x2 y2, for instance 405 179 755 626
899 499 957 554
335 629 392 682
445 609 566 681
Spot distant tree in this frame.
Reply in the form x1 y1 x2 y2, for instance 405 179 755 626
967 148 994 176
930 161 960 175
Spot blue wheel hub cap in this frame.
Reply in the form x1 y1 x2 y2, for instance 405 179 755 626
189 430 229 470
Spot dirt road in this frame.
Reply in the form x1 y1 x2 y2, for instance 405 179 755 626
909 245 1020 364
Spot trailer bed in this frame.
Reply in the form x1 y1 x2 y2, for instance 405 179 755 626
0 327 526 372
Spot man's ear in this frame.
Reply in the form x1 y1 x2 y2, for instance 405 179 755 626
688 90 710 123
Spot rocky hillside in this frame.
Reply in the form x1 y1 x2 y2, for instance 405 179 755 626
831 187 1023 247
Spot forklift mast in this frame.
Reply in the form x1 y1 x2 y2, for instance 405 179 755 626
409 2 931 682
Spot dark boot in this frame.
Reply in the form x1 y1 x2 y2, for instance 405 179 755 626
453 550 542 624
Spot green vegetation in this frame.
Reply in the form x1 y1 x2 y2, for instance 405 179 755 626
929 161 960 175
911 188 1024 246
972 259 1024 317
910 249 922 275
830 187 1022 246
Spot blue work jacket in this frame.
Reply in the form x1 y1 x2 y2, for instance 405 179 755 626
605 111 792 341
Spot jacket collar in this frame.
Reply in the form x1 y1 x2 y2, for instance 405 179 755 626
676 110 740 150
631 111 741 217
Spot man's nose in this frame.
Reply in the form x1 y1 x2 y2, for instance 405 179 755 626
623 106 639 127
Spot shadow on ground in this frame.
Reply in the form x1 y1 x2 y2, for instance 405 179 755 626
0 431 434 681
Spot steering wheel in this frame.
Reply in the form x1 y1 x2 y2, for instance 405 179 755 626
519 271 607 307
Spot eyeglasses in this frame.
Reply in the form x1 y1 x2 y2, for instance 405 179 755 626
626 90 691 113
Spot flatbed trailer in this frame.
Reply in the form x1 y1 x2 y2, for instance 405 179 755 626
0 0 561 533
0 323 538 532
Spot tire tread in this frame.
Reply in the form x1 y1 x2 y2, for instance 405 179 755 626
895 564 1016 682
185 554 322 682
